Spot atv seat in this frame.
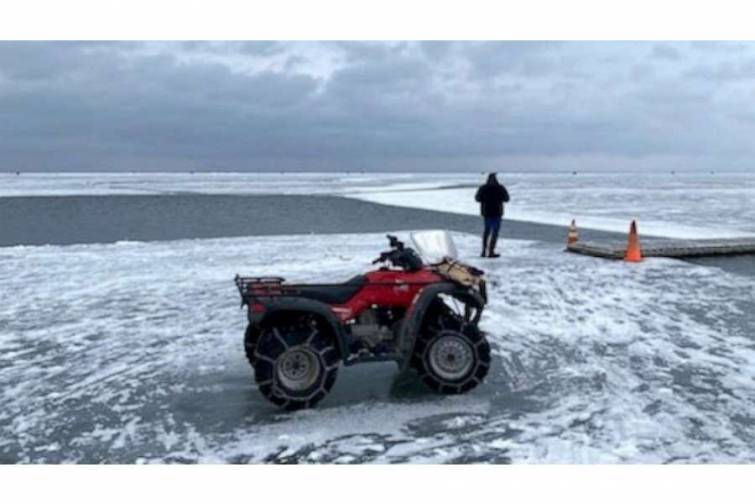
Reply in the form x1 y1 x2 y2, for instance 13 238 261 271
290 275 367 304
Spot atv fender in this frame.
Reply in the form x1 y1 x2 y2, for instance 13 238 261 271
253 297 349 360
397 282 486 371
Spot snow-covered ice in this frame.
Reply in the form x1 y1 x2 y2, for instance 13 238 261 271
345 172 755 239
2 232 754 463
0 172 453 198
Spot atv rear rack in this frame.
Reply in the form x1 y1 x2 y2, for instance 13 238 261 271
235 275 286 305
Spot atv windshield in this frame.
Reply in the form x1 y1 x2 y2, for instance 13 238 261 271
410 230 458 265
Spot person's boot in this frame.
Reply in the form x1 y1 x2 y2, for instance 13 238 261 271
481 231 490 257
488 235 500 258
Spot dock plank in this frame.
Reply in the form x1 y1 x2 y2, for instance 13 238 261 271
567 237 755 259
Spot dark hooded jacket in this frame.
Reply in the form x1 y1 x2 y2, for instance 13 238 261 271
475 175 510 218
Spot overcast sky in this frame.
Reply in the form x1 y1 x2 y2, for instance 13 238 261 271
2 41 755 172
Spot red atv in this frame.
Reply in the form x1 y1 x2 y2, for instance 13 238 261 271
235 231 491 410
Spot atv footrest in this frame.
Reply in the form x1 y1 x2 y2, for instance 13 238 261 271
344 353 403 366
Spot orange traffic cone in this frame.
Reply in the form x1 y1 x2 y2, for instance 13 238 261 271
566 219 578 247
624 220 642 262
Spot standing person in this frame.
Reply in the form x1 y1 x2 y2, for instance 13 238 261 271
474 173 510 258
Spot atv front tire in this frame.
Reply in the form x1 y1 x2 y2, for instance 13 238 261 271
412 304 491 394
253 316 339 410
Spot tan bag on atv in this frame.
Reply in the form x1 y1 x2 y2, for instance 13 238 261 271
434 259 483 287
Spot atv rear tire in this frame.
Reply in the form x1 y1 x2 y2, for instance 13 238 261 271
412 303 490 394
253 316 339 410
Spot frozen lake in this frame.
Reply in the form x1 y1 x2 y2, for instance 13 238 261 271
2 172 755 463
3 171 755 239
0 193 623 248
2 233 755 463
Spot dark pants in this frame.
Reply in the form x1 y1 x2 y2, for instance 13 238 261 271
482 217 501 255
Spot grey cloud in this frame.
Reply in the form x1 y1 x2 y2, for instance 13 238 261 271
1 41 755 172
462 41 567 78
651 43 681 61
685 58 755 81
689 41 751 52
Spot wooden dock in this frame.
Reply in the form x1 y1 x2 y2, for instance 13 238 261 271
567 237 755 259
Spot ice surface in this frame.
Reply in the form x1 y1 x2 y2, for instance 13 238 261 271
3 171 754 239
2 232 755 463
346 172 755 239
0 172 466 197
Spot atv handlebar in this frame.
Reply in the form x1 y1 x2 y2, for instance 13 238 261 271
372 235 423 271
371 251 390 265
